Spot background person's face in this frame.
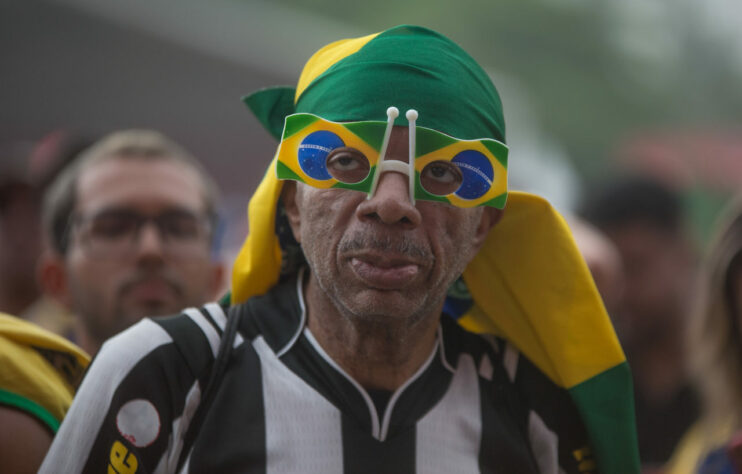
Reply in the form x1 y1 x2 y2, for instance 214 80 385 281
604 221 693 346
64 157 222 347
285 126 499 326
732 263 742 338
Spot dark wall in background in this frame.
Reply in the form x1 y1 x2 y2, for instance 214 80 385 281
1 0 281 197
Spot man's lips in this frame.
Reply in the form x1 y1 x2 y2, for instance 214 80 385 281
123 278 176 302
348 254 422 289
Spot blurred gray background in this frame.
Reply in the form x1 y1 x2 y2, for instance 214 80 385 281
3 0 742 243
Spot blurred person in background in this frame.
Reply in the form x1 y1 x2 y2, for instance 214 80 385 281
24 132 95 338
38 130 224 355
0 312 89 474
666 194 742 474
0 147 42 317
581 176 699 467
0 132 92 322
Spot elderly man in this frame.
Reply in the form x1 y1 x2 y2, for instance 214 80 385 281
41 26 638 473
38 130 224 354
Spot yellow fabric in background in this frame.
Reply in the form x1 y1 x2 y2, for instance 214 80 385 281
665 421 734 474
0 313 90 427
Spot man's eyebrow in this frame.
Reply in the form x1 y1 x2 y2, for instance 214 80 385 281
85 205 202 218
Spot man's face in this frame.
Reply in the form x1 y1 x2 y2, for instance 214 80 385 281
284 126 500 326
59 157 222 349
0 183 42 313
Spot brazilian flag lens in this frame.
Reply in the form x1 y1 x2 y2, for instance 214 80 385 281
297 130 372 184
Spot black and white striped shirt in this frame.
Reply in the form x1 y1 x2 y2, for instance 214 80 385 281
41 272 594 473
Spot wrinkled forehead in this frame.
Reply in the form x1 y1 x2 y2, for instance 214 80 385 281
75 156 208 215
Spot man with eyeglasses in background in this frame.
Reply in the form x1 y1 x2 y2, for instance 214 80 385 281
38 130 224 355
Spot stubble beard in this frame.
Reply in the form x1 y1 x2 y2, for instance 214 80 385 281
71 269 187 347
306 230 447 335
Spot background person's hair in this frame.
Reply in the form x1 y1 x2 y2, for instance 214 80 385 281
688 194 742 429
43 129 220 254
579 175 683 233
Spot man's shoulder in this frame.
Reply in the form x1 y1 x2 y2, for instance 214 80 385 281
97 303 232 378
111 273 302 368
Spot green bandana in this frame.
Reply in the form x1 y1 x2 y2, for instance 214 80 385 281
245 25 505 143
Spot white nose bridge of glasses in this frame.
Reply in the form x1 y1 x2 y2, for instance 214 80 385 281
367 107 418 204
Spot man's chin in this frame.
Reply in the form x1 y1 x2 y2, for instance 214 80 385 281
121 299 183 321
336 289 429 322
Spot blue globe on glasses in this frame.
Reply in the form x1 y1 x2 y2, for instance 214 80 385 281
452 150 494 200
298 131 344 181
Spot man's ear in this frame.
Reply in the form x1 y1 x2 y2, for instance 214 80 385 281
472 207 504 251
209 261 226 298
38 251 72 308
280 181 302 244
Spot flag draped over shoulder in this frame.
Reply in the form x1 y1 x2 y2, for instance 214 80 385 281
233 25 639 474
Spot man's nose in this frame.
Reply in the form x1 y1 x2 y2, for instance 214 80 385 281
135 222 166 258
356 171 421 227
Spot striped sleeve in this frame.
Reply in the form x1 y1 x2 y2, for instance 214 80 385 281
39 308 224 474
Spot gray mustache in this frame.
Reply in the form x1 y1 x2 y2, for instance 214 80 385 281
339 234 432 260
118 270 183 297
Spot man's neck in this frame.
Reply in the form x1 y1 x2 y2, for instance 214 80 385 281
303 275 440 392
0 280 37 316
74 319 101 356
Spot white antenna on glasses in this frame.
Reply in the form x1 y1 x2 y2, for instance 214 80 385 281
405 109 418 204
368 106 399 198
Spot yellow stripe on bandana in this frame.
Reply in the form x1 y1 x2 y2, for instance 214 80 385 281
295 32 380 102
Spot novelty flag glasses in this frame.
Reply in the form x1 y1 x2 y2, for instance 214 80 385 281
275 107 509 208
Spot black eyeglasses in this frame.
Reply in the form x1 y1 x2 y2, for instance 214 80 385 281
69 208 213 258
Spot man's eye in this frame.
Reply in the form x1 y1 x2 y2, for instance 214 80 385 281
161 215 200 239
89 216 137 239
429 165 456 182
333 155 360 170
420 161 463 196
326 148 370 183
